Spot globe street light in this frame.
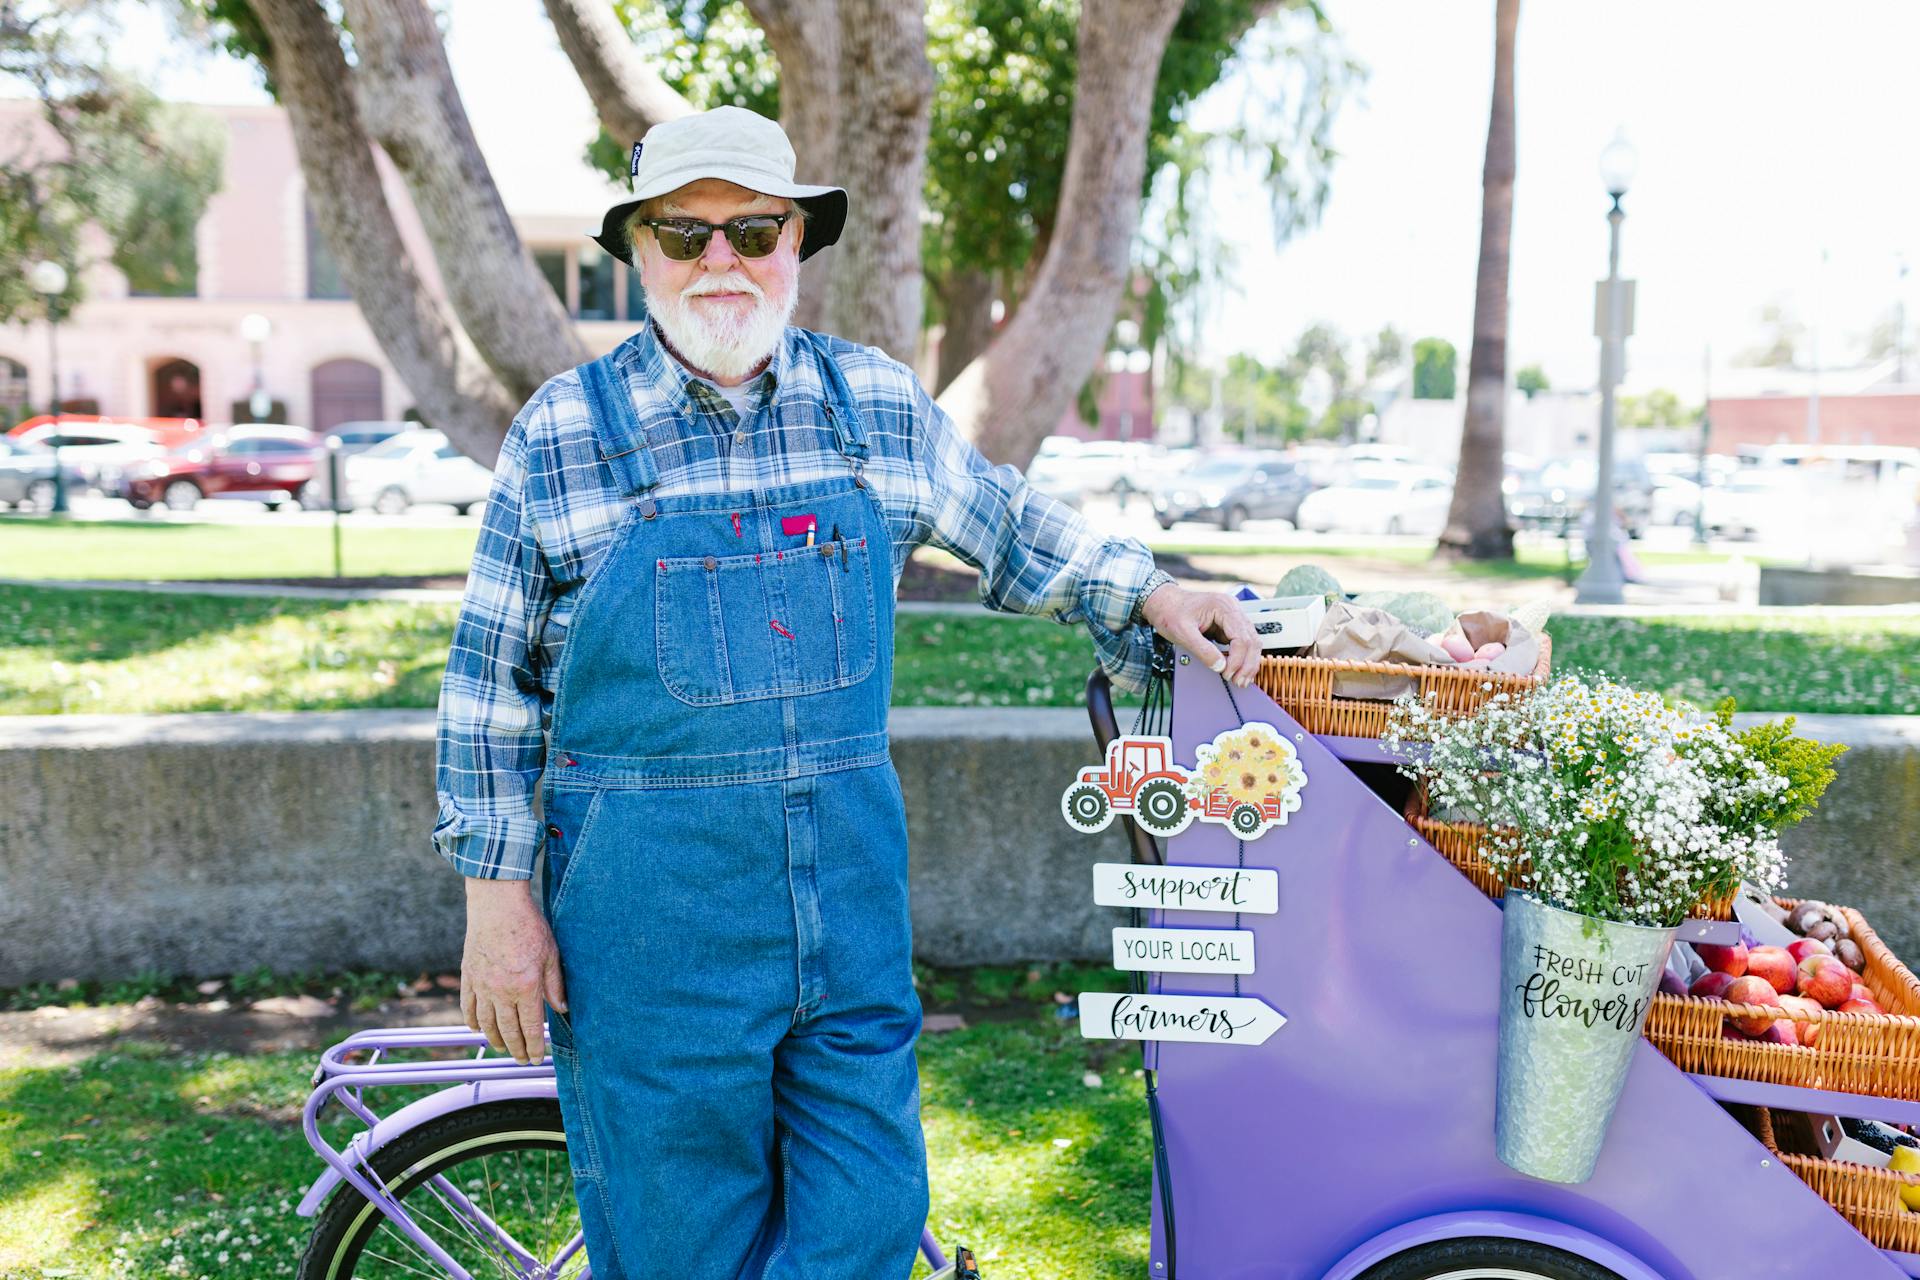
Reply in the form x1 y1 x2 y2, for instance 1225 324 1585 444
26 259 70 514
1575 131 1638 604
239 312 273 422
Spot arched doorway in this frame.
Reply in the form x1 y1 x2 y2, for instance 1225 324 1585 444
152 358 203 419
310 358 383 433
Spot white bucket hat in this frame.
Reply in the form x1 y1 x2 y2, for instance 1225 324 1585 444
590 105 848 267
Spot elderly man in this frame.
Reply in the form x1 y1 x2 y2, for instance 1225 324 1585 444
434 104 1258 1279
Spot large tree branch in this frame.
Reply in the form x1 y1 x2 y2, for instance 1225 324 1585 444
246 0 515 460
343 0 586 406
824 0 931 361
541 0 693 146
937 0 1185 466
742 0 840 331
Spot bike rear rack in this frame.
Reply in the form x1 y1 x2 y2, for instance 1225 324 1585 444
301 1023 965 1277
302 1024 567 1280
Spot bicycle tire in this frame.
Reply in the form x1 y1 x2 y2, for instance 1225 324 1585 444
297 1097 585 1280
1355 1235 1625 1280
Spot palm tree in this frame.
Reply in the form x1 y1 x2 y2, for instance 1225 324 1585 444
1436 0 1518 561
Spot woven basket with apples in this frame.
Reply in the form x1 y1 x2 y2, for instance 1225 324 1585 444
1645 899 1920 1101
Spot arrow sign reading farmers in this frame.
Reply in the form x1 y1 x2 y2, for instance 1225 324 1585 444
1077 991 1286 1046
1112 926 1256 974
1092 862 1279 915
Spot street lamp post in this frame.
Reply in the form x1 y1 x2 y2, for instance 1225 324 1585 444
240 312 273 421
1575 131 1638 604
27 259 70 514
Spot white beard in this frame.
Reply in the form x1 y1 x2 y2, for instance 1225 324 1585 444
645 268 798 382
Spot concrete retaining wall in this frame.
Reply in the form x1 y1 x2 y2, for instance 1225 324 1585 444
1 709 1915 986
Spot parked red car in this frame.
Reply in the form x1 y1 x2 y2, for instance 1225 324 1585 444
119 424 320 511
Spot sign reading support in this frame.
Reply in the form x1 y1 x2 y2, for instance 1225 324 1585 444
1112 926 1255 974
1077 991 1285 1046
1092 862 1278 915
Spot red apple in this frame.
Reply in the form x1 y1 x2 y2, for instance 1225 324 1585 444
1761 1021 1800 1047
1841 998 1885 1017
1746 946 1797 994
1690 972 1738 1000
1778 994 1824 1047
1695 942 1749 977
1725 975 1783 1036
1797 954 1855 1009
1850 982 1874 1004
1786 938 1832 965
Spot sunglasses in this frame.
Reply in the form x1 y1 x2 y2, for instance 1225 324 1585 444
639 213 795 261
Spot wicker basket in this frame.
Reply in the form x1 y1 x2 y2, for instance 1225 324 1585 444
1252 634 1551 739
1751 1105 1920 1253
1645 903 1920 1100
1400 785 1740 921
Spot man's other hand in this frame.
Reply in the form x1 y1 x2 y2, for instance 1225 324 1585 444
461 879 568 1064
1139 580 1261 688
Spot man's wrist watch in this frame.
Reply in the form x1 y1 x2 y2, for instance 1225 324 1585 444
1130 568 1176 626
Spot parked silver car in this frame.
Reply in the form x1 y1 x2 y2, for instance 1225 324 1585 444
0 435 89 509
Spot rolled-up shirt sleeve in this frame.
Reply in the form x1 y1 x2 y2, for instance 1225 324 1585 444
431 407 552 879
910 378 1163 692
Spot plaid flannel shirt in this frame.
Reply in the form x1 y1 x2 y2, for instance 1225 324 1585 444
432 320 1168 880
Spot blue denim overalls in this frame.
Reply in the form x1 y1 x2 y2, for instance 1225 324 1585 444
538 332 928 1278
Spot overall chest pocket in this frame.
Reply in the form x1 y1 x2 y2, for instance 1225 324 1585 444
654 537 878 706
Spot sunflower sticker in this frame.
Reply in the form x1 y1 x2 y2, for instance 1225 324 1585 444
1183 722 1308 838
1061 722 1307 840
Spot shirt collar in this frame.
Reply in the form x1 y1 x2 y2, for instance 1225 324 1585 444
616 316 797 421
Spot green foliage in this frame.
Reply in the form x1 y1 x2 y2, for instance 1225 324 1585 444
1412 336 1456 400
1365 324 1405 379
1710 696 1848 833
1618 387 1701 428
1166 350 1308 444
0 10 226 320
1515 363 1549 398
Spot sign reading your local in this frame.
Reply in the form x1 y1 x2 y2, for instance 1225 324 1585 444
1077 991 1286 1046
1112 926 1255 974
1091 862 1279 915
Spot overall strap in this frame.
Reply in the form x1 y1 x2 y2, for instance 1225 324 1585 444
803 330 872 467
578 351 661 495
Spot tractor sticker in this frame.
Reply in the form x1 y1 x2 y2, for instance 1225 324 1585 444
1061 723 1307 840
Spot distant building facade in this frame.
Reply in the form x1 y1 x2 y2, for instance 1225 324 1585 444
1704 360 1920 453
0 98 639 434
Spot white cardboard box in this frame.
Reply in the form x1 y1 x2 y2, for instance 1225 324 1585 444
1238 593 1328 651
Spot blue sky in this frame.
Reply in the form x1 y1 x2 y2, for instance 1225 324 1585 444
113 0 1920 401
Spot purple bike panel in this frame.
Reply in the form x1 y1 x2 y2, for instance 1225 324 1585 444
1141 661 1899 1279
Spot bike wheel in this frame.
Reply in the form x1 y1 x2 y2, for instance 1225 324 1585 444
298 1098 587 1280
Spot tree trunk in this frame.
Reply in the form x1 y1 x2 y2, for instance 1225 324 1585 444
343 0 586 405
246 0 516 461
933 267 996 395
1437 0 1519 560
743 0 840 332
936 0 1185 468
540 0 693 145
823 0 932 362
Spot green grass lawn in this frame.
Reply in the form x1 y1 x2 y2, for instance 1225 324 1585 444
2 582 1916 716
0 967 1149 1279
0 516 482 581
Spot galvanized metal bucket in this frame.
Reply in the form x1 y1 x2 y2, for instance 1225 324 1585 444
1495 889 1678 1183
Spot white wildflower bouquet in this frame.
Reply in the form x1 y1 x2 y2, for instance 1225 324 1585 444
1382 672 1791 927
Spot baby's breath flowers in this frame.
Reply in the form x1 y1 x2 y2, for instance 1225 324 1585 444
1383 671 1790 927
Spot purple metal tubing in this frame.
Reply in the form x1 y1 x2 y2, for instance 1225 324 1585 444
1141 655 1906 1279
1687 1073 1920 1129
299 1023 949 1277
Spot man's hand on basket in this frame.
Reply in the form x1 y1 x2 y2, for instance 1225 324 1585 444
1139 580 1260 688
461 880 568 1065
